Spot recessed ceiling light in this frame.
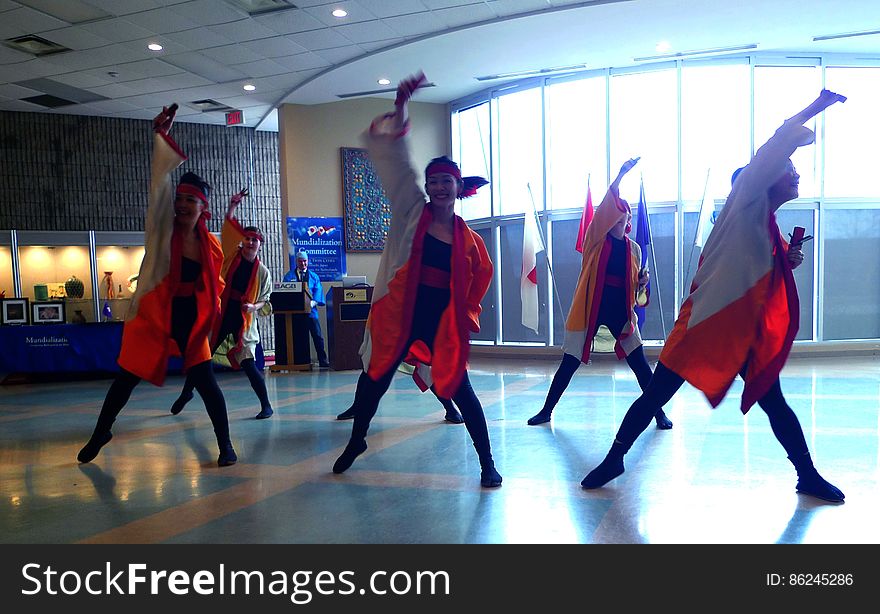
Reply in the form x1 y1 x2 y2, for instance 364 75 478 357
243 83 256 91
332 9 347 18
148 43 163 51
655 40 671 53
377 78 391 86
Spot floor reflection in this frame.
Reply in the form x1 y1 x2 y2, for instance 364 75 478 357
1 355 877 544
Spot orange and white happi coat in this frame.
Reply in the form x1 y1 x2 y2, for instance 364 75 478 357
358 115 493 399
117 132 224 386
562 188 646 363
212 215 273 369
660 119 813 412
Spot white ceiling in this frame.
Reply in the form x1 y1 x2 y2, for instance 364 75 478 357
1 0 879 131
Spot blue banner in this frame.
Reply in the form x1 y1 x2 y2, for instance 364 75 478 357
0 323 124 373
286 217 345 282
0 323 262 375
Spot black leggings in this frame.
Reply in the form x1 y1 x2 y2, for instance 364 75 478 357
614 362 809 457
349 358 492 463
180 356 271 410
180 322 271 410
542 347 655 413
542 294 655 413
93 360 231 446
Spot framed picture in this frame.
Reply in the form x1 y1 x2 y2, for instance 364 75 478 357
341 146 392 252
32 301 65 325
1 298 29 325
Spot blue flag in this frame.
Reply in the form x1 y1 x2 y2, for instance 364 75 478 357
633 179 651 330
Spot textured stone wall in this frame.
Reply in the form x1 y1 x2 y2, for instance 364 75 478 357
0 110 284 350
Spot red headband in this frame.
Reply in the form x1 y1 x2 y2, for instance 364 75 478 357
243 230 264 243
176 183 209 205
425 162 462 181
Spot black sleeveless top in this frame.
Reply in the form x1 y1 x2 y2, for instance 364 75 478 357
599 235 628 314
218 258 254 341
411 233 452 347
171 256 201 352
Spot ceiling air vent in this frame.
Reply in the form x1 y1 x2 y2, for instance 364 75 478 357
2 35 71 57
22 94 77 108
188 99 234 113
224 0 297 16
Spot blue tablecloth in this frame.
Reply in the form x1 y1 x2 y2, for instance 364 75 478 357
0 323 124 373
0 323 263 374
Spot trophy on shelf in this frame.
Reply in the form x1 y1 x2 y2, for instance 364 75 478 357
102 271 115 300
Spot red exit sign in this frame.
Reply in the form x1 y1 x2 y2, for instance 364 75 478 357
225 109 243 126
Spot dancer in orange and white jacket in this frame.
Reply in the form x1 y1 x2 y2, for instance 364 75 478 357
77 103 236 467
332 73 501 488
527 157 672 430
582 90 847 503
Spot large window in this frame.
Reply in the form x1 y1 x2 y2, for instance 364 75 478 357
451 102 491 220
822 207 880 340
496 87 543 216
681 61 750 201
545 75 607 211
499 220 548 343
609 68 678 202
452 55 880 347
754 65 821 198
824 67 880 198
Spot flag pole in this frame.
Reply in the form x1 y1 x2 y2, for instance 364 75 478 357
641 175 667 339
526 182 564 320
684 168 711 302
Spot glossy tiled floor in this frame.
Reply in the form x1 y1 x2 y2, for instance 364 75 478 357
1 356 878 544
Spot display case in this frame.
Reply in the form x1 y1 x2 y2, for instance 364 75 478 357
7 230 146 324
0 230 15 299
16 231 94 321
94 231 145 322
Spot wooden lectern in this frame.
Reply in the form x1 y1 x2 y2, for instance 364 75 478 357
326 285 373 371
269 283 312 372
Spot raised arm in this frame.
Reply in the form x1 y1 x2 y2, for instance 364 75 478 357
786 89 846 127
226 187 248 220
144 103 183 241
391 72 426 131
152 103 177 135
736 89 846 201
221 188 249 260
610 157 640 196
363 72 431 222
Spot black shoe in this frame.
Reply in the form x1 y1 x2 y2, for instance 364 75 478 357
318 361 331 369
796 472 845 503
480 464 503 488
218 444 237 467
255 407 274 420
171 390 193 415
527 410 552 426
444 408 464 424
336 407 356 420
581 455 625 489
333 439 367 474
77 431 112 464
654 410 673 430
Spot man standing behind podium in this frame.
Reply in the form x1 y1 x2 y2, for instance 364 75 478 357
283 250 329 368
